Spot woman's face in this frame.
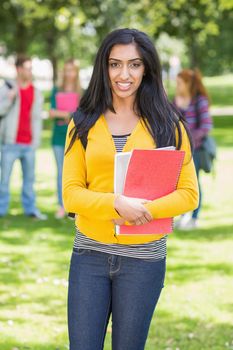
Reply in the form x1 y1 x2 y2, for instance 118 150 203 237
176 76 190 96
64 63 77 83
108 43 145 100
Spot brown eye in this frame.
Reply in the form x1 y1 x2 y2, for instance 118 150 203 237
109 62 120 68
129 62 143 69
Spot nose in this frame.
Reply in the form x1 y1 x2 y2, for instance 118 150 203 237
119 64 130 80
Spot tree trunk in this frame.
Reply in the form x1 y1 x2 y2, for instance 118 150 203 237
50 55 58 84
15 22 28 54
45 29 58 84
188 31 199 68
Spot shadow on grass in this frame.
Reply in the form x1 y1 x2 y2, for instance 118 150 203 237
165 261 233 284
174 223 233 241
0 213 74 248
1 213 233 248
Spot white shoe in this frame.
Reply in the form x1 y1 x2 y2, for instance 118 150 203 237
174 213 192 229
55 207 66 219
27 211 48 220
180 218 198 231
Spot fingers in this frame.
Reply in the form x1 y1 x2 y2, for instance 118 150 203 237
135 208 153 225
130 212 153 226
144 210 153 222
121 205 153 225
135 217 146 226
114 195 153 224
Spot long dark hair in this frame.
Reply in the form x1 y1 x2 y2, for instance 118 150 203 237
66 28 192 153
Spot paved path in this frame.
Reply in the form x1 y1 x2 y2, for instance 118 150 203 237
210 107 233 116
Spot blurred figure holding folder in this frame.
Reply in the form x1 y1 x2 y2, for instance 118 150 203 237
63 29 199 350
49 59 81 219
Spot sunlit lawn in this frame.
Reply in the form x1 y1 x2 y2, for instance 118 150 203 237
0 107 233 347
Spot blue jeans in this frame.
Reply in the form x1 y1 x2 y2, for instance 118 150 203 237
192 150 202 219
68 248 166 350
53 145 64 207
0 144 37 215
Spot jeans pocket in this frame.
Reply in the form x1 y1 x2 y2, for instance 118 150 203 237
69 249 89 283
73 248 89 256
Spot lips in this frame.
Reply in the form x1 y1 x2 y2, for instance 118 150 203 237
116 82 132 91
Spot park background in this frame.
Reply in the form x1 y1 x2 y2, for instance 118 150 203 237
0 1 233 349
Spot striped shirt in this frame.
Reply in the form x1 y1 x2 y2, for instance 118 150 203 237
174 95 212 149
73 133 167 260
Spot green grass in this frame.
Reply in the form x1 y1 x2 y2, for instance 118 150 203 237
1 115 233 350
203 75 233 108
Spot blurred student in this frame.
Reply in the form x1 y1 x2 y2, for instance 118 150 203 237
49 59 81 219
174 68 212 229
0 55 46 219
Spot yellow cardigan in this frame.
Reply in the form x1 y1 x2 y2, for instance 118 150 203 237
62 115 199 244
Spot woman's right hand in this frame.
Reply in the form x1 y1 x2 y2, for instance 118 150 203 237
8 88 17 101
49 109 70 119
49 109 57 118
114 195 153 226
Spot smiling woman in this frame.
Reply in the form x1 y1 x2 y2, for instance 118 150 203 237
62 28 199 350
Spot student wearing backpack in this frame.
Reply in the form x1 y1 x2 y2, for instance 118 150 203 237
0 55 46 219
174 68 213 230
63 29 199 350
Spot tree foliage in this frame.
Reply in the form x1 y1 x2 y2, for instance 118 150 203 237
0 0 232 76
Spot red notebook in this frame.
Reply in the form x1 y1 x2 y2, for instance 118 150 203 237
56 92 79 112
117 149 185 235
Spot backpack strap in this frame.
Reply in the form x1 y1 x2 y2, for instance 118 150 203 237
194 95 201 129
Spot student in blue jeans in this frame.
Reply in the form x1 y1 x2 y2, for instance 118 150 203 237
63 29 198 350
